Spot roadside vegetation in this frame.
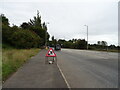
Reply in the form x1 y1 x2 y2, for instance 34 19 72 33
0 47 2 83
2 48 39 81
1 11 49 81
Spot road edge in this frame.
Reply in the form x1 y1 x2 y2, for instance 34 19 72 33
57 64 71 89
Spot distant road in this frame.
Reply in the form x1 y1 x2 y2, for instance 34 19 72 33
56 49 118 88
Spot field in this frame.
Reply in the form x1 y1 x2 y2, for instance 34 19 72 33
2 48 40 81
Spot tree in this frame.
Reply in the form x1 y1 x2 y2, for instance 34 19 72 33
28 10 42 27
76 39 87 49
101 41 107 49
20 22 30 29
52 36 54 41
97 41 101 45
10 30 42 48
27 11 50 45
1 14 9 26
109 45 116 49
1 14 12 44
42 22 49 45
63 41 72 48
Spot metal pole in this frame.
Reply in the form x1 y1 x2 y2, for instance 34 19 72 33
87 25 88 50
84 25 88 50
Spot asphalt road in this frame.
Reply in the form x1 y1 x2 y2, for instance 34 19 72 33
56 49 118 88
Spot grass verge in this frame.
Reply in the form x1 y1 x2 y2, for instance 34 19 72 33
2 48 40 81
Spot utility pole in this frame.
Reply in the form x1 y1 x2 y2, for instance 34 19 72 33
84 25 88 50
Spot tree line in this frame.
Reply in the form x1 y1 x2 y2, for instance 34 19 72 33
49 38 87 49
1 11 119 51
48 36 119 50
1 11 49 49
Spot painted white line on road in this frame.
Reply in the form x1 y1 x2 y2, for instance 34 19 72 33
57 64 71 89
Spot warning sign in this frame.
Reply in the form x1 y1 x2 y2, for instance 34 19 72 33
46 48 56 57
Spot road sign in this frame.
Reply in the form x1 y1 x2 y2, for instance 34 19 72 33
45 48 57 64
46 48 56 57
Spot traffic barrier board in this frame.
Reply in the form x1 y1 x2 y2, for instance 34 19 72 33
46 48 56 57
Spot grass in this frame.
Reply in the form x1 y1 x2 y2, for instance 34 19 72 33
2 48 40 81
107 49 120 52
0 47 2 84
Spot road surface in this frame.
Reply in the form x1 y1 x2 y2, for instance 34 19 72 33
3 49 118 88
56 49 118 88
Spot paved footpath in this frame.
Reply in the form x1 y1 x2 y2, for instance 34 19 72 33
2 49 68 88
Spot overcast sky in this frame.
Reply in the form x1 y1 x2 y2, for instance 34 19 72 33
0 0 119 45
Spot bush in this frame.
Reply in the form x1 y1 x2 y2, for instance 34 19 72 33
10 30 42 49
2 25 12 44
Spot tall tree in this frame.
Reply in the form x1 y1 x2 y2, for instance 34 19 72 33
97 41 101 45
28 10 42 27
101 41 107 47
1 14 9 26
27 11 50 45
52 36 54 41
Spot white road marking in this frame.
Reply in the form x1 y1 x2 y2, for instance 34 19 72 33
57 64 71 89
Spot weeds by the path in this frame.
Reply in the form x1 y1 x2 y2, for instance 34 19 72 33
2 49 40 81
